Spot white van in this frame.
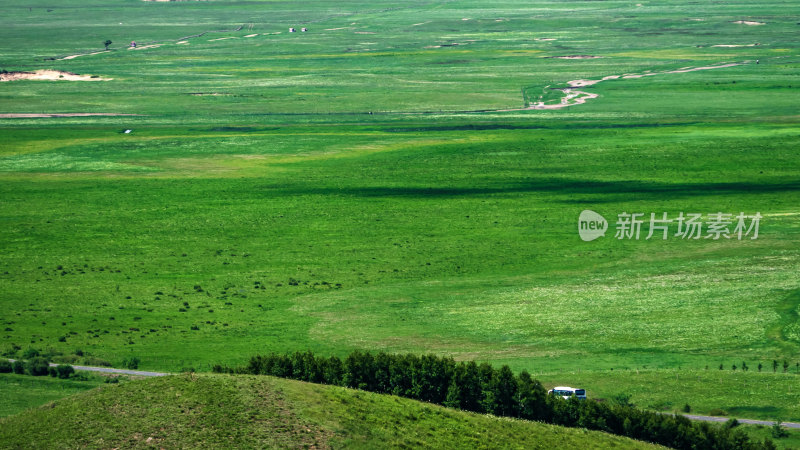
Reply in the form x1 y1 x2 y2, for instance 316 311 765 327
548 386 587 400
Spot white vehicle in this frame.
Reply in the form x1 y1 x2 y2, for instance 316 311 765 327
548 386 587 400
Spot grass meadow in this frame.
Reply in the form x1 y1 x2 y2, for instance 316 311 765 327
1 0 799 428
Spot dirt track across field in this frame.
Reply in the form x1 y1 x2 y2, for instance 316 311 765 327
524 61 747 111
0 70 110 82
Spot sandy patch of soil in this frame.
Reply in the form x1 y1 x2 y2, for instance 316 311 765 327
208 37 236 41
128 44 161 50
517 61 746 111
244 34 258 37
0 113 138 118
549 55 603 59
59 51 108 60
176 40 189 44
619 63 742 80
712 43 759 47
354 31 376 34
733 20 765 25
535 38 556 41
0 70 110 82
529 89 598 110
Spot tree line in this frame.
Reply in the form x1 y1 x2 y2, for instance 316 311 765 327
214 350 775 449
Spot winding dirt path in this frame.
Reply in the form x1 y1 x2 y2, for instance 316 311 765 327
525 61 748 110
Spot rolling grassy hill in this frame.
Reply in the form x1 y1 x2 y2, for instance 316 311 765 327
0 0 799 434
0 373 660 449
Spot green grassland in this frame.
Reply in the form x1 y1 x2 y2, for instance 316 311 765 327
0 372 103 417
0 373 660 449
538 368 800 422
1 0 799 428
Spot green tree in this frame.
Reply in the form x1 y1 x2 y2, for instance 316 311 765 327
459 361 483 413
491 365 519 417
0 359 11 373
26 357 50 376
104 39 112 50
323 355 344 386
443 379 461 409
517 370 548 421
783 360 789 373
773 359 778 372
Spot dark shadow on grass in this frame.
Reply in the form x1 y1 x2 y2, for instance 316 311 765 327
258 178 800 200
726 406 781 415
381 122 699 133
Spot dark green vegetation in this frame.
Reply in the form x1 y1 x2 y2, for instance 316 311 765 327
1 0 799 432
0 373 661 449
223 350 775 449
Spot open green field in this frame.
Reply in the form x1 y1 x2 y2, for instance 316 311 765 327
1 0 799 430
0 372 103 417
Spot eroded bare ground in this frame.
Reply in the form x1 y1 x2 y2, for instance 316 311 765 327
0 70 110 82
523 61 748 111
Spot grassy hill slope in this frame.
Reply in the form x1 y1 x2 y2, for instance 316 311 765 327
0 373 659 449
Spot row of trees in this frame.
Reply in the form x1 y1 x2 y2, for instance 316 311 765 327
215 351 775 449
0 358 74 379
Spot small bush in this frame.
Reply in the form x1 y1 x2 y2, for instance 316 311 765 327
725 418 740 429
0 359 12 373
21 348 40 359
610 393 633 407
122 356 140 370
2 343 21 358
48 366 58 377
772 422 789 438
709 408 728 416
12 360 24 374
682 403 691 413
80 356 111 367
54 354 80 364
26 357 50 376
56 364 75 379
